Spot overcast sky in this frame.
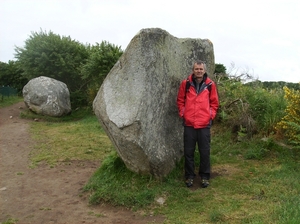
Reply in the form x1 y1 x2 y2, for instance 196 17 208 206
1 0 299 83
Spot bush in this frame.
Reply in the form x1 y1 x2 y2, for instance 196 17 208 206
70 90 89 109
217 77 286 140
276 86 300 147
15 29 89 93
245 86 286 134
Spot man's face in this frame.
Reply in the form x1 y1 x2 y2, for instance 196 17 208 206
193 63 206 80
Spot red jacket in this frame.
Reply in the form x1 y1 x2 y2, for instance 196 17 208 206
177 73 219 128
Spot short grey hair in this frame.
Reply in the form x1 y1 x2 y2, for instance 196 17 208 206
193 60 207 71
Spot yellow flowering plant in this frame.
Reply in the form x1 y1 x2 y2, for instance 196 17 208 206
276 86 300 147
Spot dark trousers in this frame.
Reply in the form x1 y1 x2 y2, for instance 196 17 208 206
184 126 211 180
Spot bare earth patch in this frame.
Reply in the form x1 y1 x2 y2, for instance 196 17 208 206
0 102 165 224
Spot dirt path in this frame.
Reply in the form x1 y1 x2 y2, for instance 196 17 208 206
0 102 164 224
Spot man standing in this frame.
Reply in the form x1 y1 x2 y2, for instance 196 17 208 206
177 60 219 188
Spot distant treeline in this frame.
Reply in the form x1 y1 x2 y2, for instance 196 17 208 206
246 81 300 90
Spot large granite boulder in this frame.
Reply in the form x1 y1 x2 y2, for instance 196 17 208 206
93 28 215 177
23 76 71 117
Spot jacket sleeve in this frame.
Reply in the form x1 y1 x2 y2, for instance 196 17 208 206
176 80 186 118
209 82 219 120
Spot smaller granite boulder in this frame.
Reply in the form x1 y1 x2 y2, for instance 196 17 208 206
23 76 71 117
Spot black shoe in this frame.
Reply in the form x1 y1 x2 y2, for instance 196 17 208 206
185 178 193 187
201 179 209 188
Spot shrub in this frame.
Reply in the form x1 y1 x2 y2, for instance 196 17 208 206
276 86 300 147
217 77 286 140
245 86 286 134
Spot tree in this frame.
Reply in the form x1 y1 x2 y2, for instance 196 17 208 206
14 29 89 96
214 63 227 74
81 41 123 104
0 60 28 94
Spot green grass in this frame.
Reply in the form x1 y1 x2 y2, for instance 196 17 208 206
0 96 23 108
84 125 300 223
0 218 19 224
85 146 300 223
2 101 299 223
28 113 113 167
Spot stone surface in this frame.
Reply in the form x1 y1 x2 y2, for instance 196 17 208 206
23 76 71 117
93 28 215 177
